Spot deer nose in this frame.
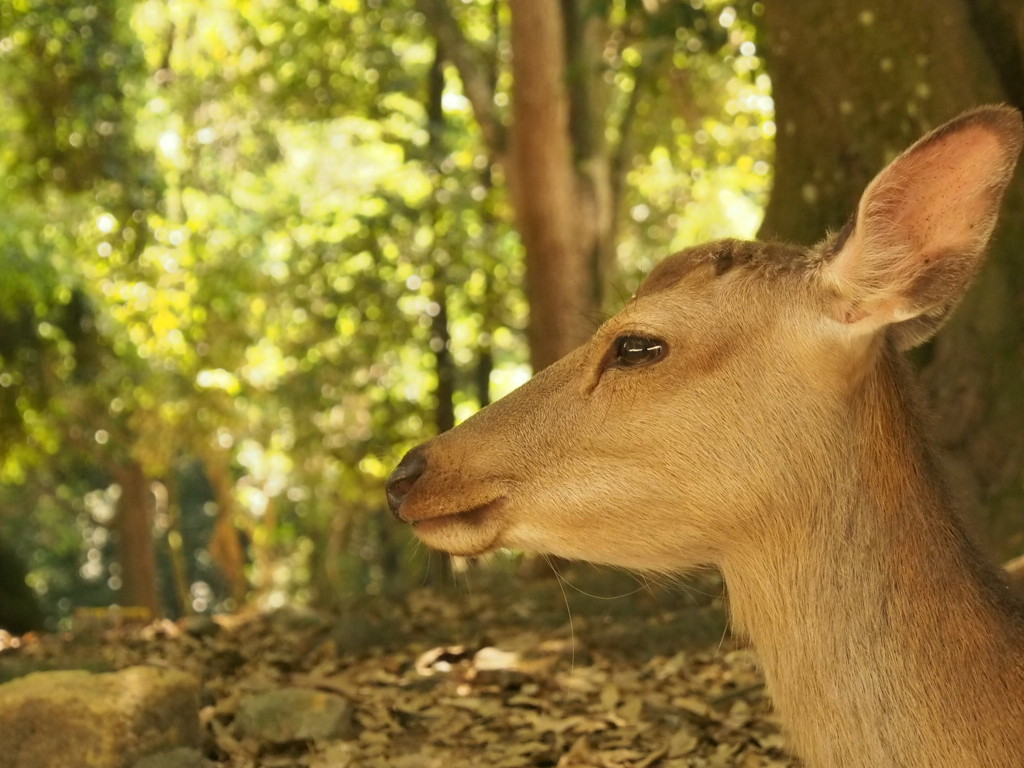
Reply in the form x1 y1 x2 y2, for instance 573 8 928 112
386 447 427 519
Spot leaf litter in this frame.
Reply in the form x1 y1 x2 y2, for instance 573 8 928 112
0 573 797 767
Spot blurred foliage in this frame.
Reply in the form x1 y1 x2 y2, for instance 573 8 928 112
0 0 772 626
601 0 774 286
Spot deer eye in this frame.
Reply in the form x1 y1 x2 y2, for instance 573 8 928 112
611 335 666 368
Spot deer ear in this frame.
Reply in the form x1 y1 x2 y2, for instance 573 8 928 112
822 106 1023 351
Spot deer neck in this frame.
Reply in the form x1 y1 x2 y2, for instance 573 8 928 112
720 350 1024 768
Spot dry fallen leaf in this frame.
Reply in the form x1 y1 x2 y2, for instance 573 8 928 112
0 583 796 767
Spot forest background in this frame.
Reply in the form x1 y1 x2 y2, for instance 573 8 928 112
0 0 1022 632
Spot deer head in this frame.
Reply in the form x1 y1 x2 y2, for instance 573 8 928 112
386 106 1023 575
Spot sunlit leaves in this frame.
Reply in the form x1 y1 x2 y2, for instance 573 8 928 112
196 369 241 396
0 0 774 615
611 1 772 290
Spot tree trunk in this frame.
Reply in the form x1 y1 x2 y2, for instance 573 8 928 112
421 1 623 372
0 541 44 633
161 474 193 616
204 450 249 605
113 461 160 616
562 0 617 311
423 43 455 584
509 0 598 370
760 0 1024 559
428 45 456 435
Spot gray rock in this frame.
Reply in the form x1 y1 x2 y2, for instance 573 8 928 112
0 665 201 768
235 687 355 743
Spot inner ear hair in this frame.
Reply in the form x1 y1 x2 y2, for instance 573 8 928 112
821 105 1023 348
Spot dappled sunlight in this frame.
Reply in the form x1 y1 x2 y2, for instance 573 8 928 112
0 3 1020 767
614 6 773 291
0 0 769 628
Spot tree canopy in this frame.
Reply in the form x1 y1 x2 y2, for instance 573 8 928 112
0 0 770 626
6 0 1020 631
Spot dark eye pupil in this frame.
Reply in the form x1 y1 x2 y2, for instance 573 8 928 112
614 336 664 367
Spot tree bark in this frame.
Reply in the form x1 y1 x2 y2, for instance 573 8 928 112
760 0 1024 559
421 1 626 371
509 0 598 369
428 45 456 435
562 0 616 310
113 461 160 616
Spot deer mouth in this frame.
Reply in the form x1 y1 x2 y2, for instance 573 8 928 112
410 497 507 555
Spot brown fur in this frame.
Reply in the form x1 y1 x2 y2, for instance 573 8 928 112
387 106 1024 767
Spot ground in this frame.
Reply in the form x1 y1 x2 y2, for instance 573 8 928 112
0 568 796 767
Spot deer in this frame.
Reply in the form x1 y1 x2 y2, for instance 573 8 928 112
386 106 1024 767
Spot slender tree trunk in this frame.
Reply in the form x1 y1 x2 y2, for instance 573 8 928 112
759 0 1024 559
475 341 493 408
427 46 456 436
509 0 596 370
162 473 193 616
204 450 249 605
476 163 497 410
421 1 625 371
562 0 616 309
113 461 160 616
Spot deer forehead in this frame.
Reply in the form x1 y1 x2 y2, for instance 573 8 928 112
615 239 822 339
640 238 814 296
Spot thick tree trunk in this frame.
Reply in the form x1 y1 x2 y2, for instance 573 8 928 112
113 461 160 616
760 0 1024 559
